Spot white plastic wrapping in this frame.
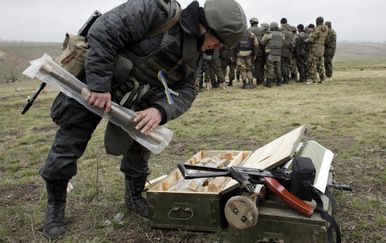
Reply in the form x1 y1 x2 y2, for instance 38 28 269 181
23 54 173 154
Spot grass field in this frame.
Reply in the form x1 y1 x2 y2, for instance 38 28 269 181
0 43 385 242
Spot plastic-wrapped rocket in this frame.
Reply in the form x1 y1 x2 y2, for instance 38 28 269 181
23 54 173 154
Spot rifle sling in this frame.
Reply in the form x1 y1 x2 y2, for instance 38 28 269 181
143 6 182 39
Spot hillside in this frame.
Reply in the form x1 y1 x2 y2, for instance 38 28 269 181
0 41 386 82
335 42 386 60
0 42 61 82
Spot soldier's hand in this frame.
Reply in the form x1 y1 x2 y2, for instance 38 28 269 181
88 91 112 112
133 107 162 134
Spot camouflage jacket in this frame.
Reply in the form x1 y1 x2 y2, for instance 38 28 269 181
85 0 199 124
280 23 294 57
248 26 264 56
306 24 329 57
294 32 308 58
324 28 337 57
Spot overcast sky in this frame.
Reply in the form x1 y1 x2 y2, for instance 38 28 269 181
1 0 385 42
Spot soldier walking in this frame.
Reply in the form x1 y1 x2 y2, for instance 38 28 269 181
324 21 337 81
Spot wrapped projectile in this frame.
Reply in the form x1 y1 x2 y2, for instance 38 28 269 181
23 54 173 154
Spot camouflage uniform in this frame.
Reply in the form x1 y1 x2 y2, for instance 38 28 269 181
219 45 237 86
324 22 336 79
236 30 259 88
204 50 226 89
249 24 265 84
289 26 298 81
306 21 329 83
280 23 294 84
194 57 205 91
294 30 309 82
261 23 285 87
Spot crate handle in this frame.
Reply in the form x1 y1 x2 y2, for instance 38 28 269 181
167 206 194 221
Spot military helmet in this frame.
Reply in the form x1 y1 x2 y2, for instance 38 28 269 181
261 23 269 30
269 22 279 30
204 0 247 47
250 17 259 24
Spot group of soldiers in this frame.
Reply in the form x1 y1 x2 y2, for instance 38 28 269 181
194 16 337 90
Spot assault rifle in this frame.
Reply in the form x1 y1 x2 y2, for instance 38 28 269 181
178 163 351 217
21 10 102 114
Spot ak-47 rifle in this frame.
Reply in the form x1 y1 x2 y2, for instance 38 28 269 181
178 163 352 218
21 10 102 115
178 163 315 217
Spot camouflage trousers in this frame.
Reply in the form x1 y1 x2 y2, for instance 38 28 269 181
290 57 298 80
253 55 265 84
265 58 282 83
296 55 308 82
204 57 226 87
221 58 236 83
236 54 253 81
281 56 290 83
308 54 325 82
324 55 334 78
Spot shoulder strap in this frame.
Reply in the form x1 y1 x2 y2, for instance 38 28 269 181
144 1 182 39
313 189 341 243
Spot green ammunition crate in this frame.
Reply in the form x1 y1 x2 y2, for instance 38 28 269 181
225 193 332 243
145 126 307 232
225 140 336 243
146 150 251 231
146 189 240 231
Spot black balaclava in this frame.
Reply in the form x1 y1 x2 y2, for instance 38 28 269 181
180 1 214 55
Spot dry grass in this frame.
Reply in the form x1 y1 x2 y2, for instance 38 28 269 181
0 45 385 242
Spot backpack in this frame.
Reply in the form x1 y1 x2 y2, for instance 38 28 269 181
56 0 182 78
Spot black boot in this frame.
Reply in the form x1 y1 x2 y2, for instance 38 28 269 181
124 175 149 218
264 79 272 88
248 80 255 89
43 180 67 239
242 80 247 89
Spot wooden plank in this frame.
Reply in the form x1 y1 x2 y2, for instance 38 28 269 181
145 175 168 190
243 125 307 170
222 125 307 189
